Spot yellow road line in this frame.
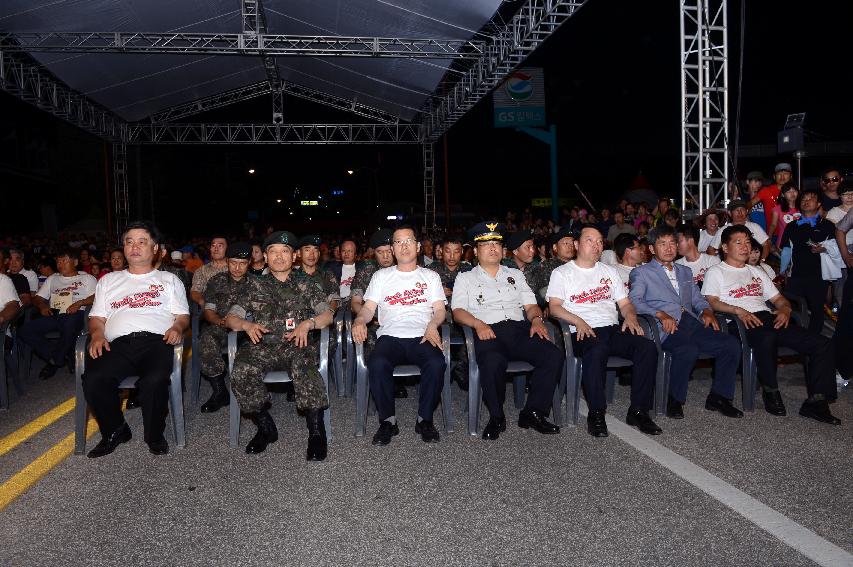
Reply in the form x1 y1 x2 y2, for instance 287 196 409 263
0 415 98 512
0 397 76 457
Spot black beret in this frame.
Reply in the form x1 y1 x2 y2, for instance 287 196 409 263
549 226 575 247
226 242 252 259
297 234 322 248
263 231 298 250
369 229 393 249
505 229 534 252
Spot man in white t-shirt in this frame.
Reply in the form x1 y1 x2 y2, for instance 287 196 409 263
0 273 21 333
611 233 645 292
675 223 721 288
702 225 839 424
451 222 561 441
547 226 662 438
328 240 359 300
18 248 96 379
83 221 190 458
7 249 39 292
353 227 447 445
709 200 770 259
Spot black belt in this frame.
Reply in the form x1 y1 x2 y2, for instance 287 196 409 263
117 331 162 340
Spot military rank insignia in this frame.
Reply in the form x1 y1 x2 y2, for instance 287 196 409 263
286 318 296 330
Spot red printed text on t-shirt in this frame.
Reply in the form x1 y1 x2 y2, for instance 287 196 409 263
384 282 428 306
727 278 763 299
110 284 165 309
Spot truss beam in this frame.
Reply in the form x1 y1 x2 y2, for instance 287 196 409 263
422 0 587 141
680 0 729 211
0 32 483 59
148 80 400 124
112 136 130 236
127 123 422 144
0 49 126 140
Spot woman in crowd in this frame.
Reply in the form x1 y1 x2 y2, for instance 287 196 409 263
769 182 801 249
699 209 724 255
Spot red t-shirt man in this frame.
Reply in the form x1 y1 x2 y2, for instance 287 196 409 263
748 162 792 227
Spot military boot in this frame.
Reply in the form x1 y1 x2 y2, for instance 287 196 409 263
200 372 229 413
305 409 327 462
246 409 278 454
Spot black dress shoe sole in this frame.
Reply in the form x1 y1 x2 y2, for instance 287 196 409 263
799 408 841 425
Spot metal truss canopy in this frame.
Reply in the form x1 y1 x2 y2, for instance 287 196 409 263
0 50 125 140
127 123 422 144
423 0 587 141
0 32 484 59
148 81 399 124
680 0 729 211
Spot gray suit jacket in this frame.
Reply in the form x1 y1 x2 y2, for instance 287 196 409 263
628 259 710 341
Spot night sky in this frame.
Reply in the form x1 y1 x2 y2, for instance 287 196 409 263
0 0 846 237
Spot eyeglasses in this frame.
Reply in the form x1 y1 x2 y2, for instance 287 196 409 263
822 176 841 184
392 238 416 246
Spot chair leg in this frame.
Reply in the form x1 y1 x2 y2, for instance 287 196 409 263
228 381 240 448
551 365 564 426
190 341 201 405
441 366 453 434
565 360 582 425
467 367 480 435
742 350 757 412
321 366 332 441
345 341 355 397
513 375 526 409
1 356 9 410
654 353 669 417
605 370 617 404
355 366 369 437
74 371 87 455
170 370 186 449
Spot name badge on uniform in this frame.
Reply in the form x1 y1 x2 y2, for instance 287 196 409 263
286 318 297 331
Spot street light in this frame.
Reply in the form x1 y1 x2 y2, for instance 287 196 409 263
346 170 354 175
276 199 282 203
248 168 255 174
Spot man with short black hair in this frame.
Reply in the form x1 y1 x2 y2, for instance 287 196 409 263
675 223 720 288
748 162 792 229
548 225 661 437
630 225 742 420
296 235 340 310
780 188 836 334
710 200 770 259
7 249 38 293
607 210 636 243
190 236 228 308
745 171 767 231
0 248 31 306
611 233 644 291
83 221 190 458
19 249 97 379
353 227 447 445
428 233 472 298
703 225 839 423
197 243 253 413
527 226 575 306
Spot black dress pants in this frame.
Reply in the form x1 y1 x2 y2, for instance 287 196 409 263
82 332 173 443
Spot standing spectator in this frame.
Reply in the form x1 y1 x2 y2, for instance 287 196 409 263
779 188 836 334
748 162 791 229
109 249 126 273
633 203 649 230
834 207 853 380
709 201 770 260
744 171 768 231
597 207 615 237
819 167 844 212
826 182 853 312
769 182 801 249
606 211 636 244
189 236 228 308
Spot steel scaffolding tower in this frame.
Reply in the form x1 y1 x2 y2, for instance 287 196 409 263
112 132 130 236
423 142 436 231
680 0 730 212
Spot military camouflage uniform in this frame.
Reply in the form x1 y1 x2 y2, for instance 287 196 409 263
427 262 472 292
228 271 331 413
525 257 567 306
198 271 252 377
298 266 340 306
350 261 380 352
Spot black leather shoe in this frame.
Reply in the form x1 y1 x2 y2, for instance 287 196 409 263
666 397 684 419
39 364 58 380
87 423 132 458
799 400 841 425
125 390 140 410
586 409 608 437
372 421 400 445
245 410 278 454
200 373 229 413
415 420 440 443
482 416 506 441
518 409 560 434
146 438 169 455
626 407 662 435
394 383 408 399
705 392 744 418
305 409 328 461
762 390 787 416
